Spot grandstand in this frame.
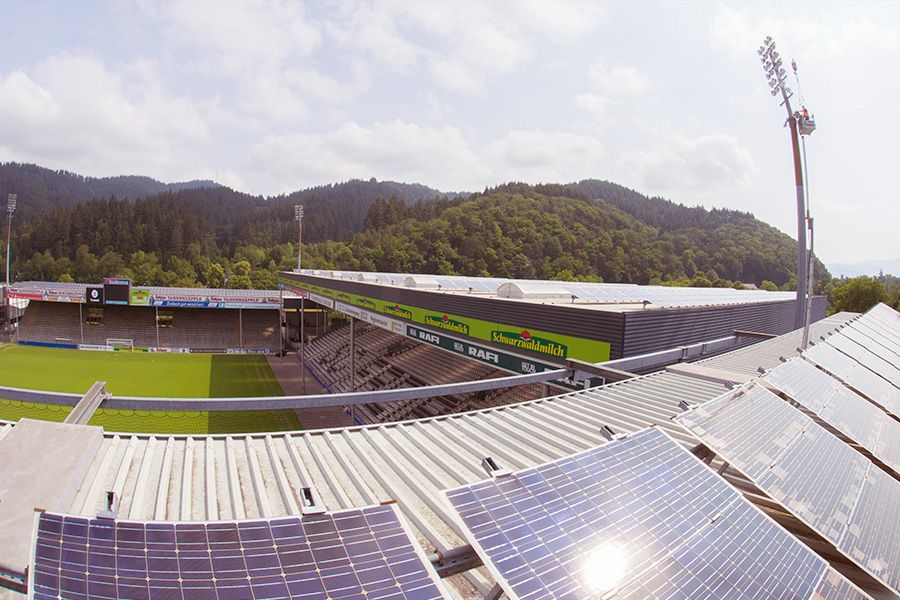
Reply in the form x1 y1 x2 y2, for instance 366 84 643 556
0 304 897 599
303 321 547 423
8 281 282 354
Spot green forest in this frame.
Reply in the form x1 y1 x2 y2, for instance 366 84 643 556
3 162 896 311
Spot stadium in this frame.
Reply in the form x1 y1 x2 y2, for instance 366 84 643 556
0 268 897 600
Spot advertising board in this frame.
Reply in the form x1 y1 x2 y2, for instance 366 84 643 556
129 288 151 306
86 287 104 305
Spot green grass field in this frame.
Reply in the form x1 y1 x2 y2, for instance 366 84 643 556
0 344 301 434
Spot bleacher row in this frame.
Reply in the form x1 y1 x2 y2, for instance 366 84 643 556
303 322 547 423
18 301 280 353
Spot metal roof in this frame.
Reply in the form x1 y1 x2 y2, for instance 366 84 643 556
9 281 282 301
0 311 853 598
297 269 799 310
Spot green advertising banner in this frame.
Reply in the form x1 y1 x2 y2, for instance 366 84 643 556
129 288 151 306
280 277 611 363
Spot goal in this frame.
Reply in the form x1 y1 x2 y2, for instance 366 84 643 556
107 338 134 351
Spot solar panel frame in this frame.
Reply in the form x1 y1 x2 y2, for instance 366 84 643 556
444 427 866 600
677 383 900 594
29 504 449 600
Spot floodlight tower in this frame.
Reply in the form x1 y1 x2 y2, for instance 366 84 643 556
759 36 811 329
5 194 16 287
294 204 304 272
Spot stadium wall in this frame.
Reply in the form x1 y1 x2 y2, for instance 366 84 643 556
621 295 827 357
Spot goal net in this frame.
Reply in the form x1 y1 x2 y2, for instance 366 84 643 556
107 338 134 351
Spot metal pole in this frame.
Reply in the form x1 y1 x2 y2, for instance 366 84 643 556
80 302 84 345
786 116 808 329
349 317 355 393
5 207 12 288
155 305 160 348
300 298 306 394
239 308 243 348
801 219 816 349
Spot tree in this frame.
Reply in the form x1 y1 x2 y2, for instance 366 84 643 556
829 276 888 314
760 280 779 292
205 263 225 288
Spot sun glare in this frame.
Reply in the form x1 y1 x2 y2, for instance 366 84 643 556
583 542 628 594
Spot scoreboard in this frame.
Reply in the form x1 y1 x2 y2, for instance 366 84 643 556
102 278 131 305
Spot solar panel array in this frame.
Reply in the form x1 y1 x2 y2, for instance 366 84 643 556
678 383 900 594
30 504 448 600
763 358 900 473
444 427 865 600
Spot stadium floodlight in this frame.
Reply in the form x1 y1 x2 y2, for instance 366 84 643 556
294 204 304 272
759 36 808 330
5 194 16 288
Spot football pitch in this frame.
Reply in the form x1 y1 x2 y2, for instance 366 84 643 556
0 344 301 434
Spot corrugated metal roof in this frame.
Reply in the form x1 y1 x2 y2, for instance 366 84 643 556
299 269 799 309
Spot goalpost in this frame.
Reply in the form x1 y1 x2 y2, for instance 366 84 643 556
106 338 134 351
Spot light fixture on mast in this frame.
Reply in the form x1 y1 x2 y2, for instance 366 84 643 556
294 204 304 272
759 36 813 329
5 194 16 288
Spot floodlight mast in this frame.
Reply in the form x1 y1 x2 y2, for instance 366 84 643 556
759 36 807 329
294 204 304 272
5 194 15 288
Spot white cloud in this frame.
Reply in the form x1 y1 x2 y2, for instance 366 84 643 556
588 62 651 98
712 4 897 60
325 1 604 94
248 120 485 192
485 130 605 181
620 135 757 196
0 53 209 180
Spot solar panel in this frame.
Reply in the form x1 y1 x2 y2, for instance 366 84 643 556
678 383 900 594
842 324 900 366
826 333 900 388
851 318 900 352
804 343 898 416
444 427 865 600
763 359 899 473
30 504 448 600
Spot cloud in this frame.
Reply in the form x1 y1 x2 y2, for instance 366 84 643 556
485 130 605 181
620 135 757 196
248 120 485 192
0 53 209 179
325 1 605 94
712 4 897 60
588 62 651 98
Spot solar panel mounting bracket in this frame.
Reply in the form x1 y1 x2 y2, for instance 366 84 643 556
96 490 118 520
300 486 327 515
481 456 511 478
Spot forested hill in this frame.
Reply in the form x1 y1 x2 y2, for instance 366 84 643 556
306 183 829 288
5 177 826 291
0 162 218 221
272 178 464 241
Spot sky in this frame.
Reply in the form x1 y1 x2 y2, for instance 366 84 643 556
1 1 898 268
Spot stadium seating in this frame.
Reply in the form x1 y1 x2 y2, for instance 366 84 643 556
303 322 547 423
18 301 280 353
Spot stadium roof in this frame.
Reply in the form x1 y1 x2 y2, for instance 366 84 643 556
8 281 282 301
298 269 798 310
0 311 861 597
